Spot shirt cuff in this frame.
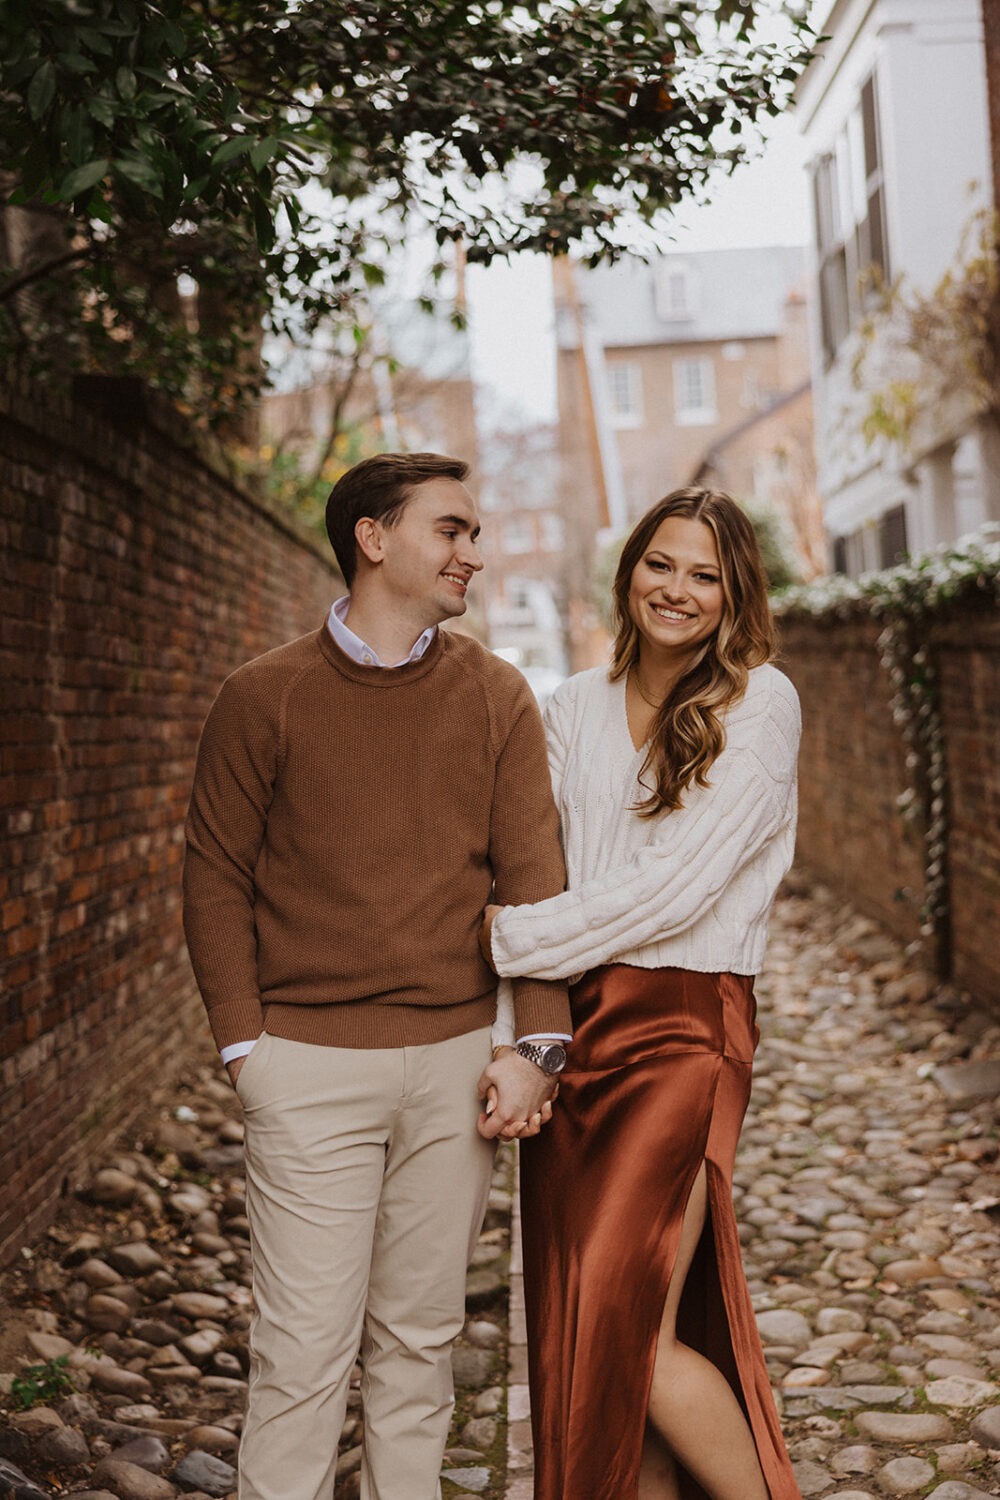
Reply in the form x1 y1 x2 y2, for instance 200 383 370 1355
515 1033 573 1044
220 1038 259 1064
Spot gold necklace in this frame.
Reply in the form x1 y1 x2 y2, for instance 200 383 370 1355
629 669 662 711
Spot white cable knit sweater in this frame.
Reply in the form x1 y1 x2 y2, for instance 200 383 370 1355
490 662 800 988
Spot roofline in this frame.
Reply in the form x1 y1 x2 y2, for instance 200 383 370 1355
689 380 812 481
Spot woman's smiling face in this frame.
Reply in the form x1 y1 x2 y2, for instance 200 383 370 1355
627 515 725 658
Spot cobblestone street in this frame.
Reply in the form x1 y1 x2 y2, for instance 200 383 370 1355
1 875 998 1500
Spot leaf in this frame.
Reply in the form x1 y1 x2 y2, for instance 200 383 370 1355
211 135 255 167
252 193 275 252
87 92 116 127
116 66 137 101
58 157 110 200
249 135 281 172
113 154 163 196
27 61 56 120
56 52 97 74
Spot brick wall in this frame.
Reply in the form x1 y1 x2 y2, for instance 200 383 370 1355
0 379 340 1267
930 604 1000 1003
779 598 1000 1007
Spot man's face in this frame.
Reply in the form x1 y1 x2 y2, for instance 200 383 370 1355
374 478 484 627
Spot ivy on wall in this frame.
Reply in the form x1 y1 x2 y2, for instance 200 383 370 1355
774 526 1000 967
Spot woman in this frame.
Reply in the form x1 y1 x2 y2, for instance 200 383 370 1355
482 489 802 1500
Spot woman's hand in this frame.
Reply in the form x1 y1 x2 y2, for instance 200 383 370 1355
479 903 503 967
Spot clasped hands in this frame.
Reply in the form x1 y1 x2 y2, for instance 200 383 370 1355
476 902 558 1144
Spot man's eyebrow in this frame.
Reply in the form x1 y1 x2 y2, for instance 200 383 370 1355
437 513 479 536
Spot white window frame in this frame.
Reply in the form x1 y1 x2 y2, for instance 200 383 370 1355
607 360 643 428
501 515 534 554
673 356 717 425
654 262 698 321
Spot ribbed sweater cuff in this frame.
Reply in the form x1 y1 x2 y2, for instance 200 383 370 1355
206 995 265 1054
511 979 573 1040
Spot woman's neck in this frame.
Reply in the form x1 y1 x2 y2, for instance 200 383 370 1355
631 646 696 706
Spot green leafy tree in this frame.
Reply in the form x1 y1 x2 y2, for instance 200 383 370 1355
0 0 814 420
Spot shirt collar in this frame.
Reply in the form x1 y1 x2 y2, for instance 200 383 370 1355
327 596 437 669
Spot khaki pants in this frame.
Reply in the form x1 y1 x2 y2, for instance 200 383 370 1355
235 1027 495 1500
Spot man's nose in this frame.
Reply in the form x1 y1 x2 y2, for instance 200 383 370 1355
460 538 484 571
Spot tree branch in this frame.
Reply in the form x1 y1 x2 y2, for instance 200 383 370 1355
0 243 100 305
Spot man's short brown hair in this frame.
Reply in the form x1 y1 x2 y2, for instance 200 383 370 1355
325 452 470 586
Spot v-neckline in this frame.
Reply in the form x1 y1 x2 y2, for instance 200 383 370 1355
615 674 652 758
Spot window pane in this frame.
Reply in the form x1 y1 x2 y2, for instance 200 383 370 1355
861 75 880 178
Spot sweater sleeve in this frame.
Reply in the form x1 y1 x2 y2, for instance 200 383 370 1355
489 677 573 1039
182 671 279 1051
490 678 800 982
541 684 573 808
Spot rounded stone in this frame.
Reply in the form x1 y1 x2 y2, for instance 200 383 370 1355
171 1450 237 1496
855 1412 953 1443
170 1292 229 1319
89 1457 177 1499
464 1319 502 1349
111 1436 172 1473
816 1308 866 1335
106 1242 167 1278
831 1446 880 1477
925 1377 997 1408
925 1486 998 1499
35 1425 91 1465
451 1347 495 1388
969 1405 1000 1447
876 1456 934 1492
86 1169 139 1206
460 1415 497 1450
84 1293 133 1333
756 1309 813 1349
792 1459 834 1495
88 1364 153 1398
185 1425 239 1454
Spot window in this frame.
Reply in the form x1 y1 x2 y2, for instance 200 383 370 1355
654 263 698 321
879 504 908 568
673 357 717 424
607 361 643 427
501 516 533 554
812 73 890 361
540 513 565 551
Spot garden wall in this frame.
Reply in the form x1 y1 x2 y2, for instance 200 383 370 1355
779 596 1000 1007
0 378 340 1267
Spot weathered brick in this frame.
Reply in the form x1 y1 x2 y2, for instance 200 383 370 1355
1 377 339 1267
781 600 999 1012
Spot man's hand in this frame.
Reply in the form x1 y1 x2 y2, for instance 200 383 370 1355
226 1056 246 1089
479 903 503 968
477 1047 557 1141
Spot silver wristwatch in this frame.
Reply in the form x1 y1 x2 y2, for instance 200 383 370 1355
514 1040 568 1075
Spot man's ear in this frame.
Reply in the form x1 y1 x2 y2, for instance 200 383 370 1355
354 516 384 566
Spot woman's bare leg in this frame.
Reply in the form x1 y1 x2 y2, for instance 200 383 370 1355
639 1162 770 1500
638 1423 680 1500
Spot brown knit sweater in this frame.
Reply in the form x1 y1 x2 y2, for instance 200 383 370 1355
183 624 571 1051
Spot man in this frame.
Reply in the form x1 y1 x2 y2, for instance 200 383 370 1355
183 452 572 1500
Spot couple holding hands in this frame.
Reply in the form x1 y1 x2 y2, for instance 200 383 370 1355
183 452 802 1500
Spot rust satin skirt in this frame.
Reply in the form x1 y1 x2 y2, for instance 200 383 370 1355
520 965 801 1500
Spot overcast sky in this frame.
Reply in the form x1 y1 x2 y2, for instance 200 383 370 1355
466 114 813 429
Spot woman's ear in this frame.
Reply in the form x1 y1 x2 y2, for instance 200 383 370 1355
354 516 384 566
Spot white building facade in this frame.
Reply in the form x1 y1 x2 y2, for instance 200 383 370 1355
797 0 999 574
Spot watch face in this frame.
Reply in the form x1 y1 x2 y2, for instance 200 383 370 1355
541 1043 567 1075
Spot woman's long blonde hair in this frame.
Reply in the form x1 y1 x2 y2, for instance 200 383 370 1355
610 488 776 817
